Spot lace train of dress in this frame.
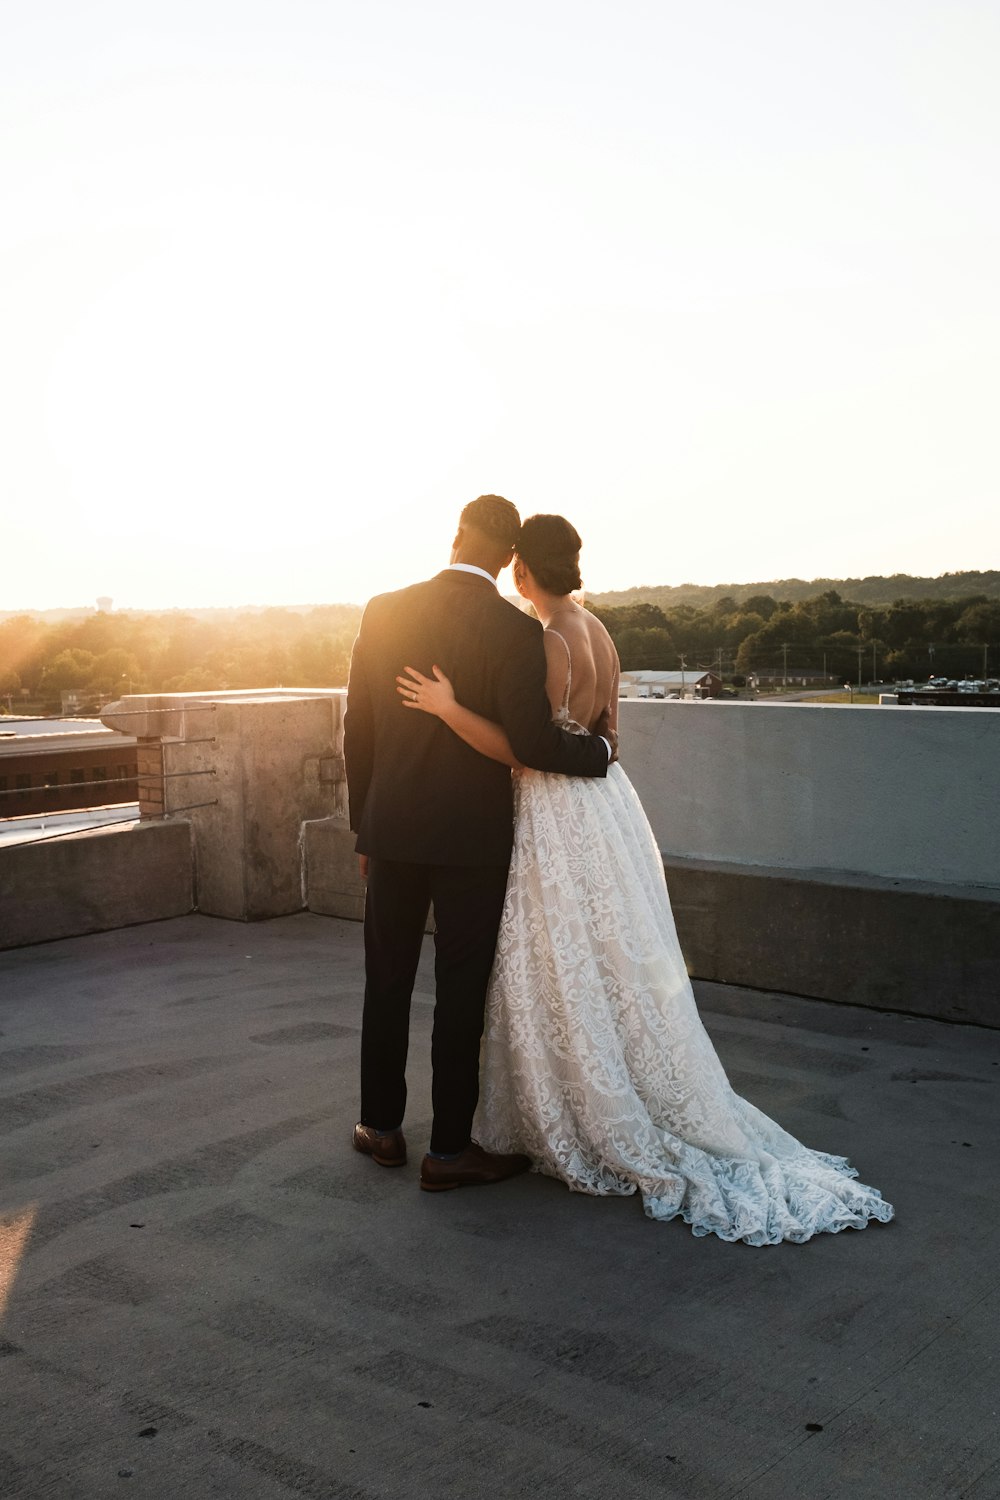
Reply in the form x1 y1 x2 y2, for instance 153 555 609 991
474 757 894 1246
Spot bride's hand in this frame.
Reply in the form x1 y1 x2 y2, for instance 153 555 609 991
396 664 457 720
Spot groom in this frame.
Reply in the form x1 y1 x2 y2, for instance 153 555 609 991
344 494 612 1190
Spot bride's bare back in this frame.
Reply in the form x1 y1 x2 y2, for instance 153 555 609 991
396 595 619 771
542 602 620 734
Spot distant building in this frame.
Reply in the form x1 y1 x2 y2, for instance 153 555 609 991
619 670 722 700
0 719 138 818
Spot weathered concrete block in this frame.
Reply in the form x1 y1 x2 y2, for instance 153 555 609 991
302 816 366 922
302 816 435 933
664 856 1000 1027
0 822 194 949
103 689 347 922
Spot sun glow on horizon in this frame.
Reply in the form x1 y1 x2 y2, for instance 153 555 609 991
3 2 998 613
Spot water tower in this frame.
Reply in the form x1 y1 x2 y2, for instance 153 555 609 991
96 596 113 612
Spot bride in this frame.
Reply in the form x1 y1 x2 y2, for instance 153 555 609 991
397 514 894 1246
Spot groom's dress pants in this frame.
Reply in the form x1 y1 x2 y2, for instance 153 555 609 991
360 857 510 1155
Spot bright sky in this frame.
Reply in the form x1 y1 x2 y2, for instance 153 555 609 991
3 0 998 610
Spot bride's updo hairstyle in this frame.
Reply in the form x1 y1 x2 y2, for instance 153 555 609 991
516 514 583 595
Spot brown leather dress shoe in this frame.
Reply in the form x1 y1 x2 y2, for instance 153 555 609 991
419 1141 531 1192
353 1123 407 1167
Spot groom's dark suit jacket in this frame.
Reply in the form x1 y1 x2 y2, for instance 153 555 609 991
345 568 608 867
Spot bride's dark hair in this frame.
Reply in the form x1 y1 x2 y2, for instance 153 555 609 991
516 514 583 595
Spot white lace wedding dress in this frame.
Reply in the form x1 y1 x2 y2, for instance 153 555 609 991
474 654 894 1247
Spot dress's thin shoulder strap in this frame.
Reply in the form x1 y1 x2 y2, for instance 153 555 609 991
544 628 573 712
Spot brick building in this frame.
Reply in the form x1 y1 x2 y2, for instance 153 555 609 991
0 721 138 818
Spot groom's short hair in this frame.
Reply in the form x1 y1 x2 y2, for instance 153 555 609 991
460 494 521 551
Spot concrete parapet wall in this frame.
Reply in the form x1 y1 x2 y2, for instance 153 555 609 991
620 702 999 1023
302 816 366 923
104 689 347 922
0 821 194 950
664 856 999 1026
303 815 434 933
3 686 980 1023
620 699 999 889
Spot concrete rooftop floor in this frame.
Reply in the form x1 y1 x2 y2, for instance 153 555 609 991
0 912 997 1500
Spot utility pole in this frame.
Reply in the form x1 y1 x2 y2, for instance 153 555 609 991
857 644 863 690
871 639 876 683
679 653 687 699
984 643 989 678
781 642 789 686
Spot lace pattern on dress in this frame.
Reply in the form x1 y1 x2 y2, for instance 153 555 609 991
474 721 894 1246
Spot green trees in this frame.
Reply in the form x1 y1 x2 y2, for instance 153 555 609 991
4 580 998 713
38 649 96 695
88 649 145 696
590 588 999 682
741 594 779 620
589 570 1000 612
0 604 364 710
615 627 675 670
0 667 21 706
956 600 1000 644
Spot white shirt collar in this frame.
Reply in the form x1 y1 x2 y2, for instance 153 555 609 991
445 563 498 587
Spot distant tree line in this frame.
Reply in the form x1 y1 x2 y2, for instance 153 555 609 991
0 605 362 711
587 591 1000 681
3 583 999 714
589 569 1000 612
